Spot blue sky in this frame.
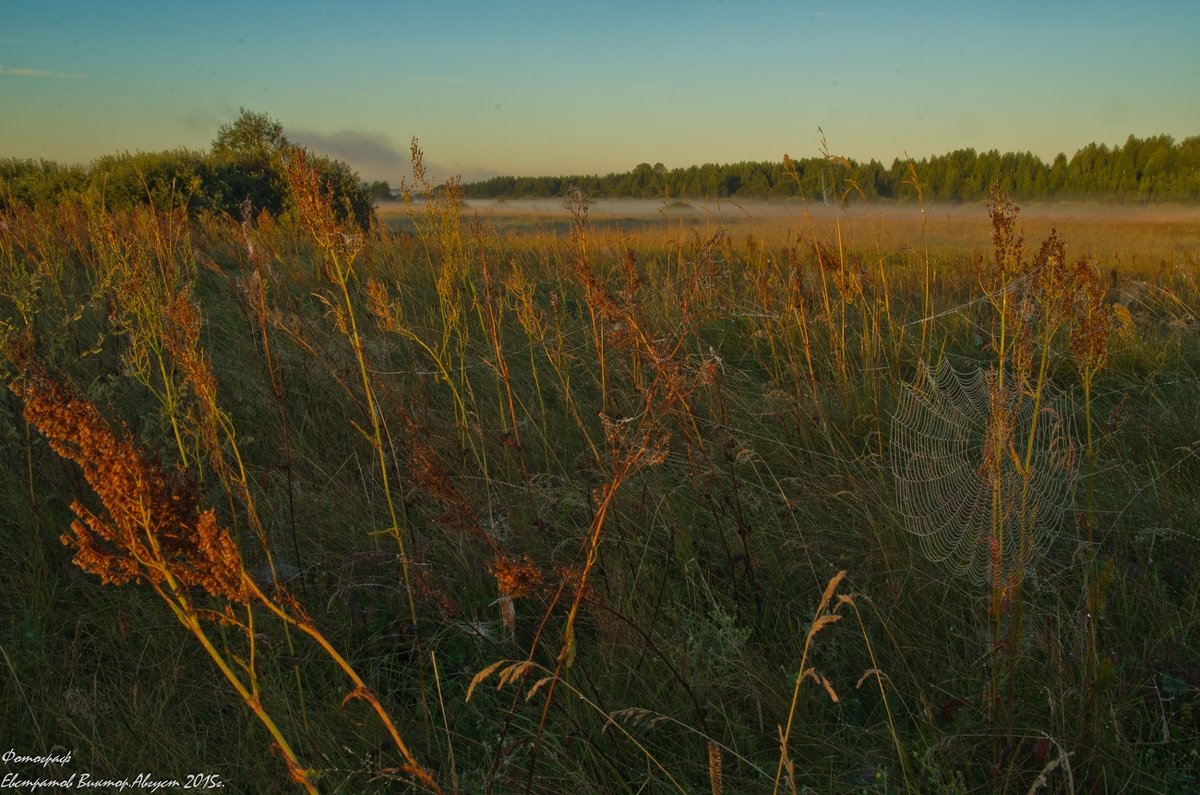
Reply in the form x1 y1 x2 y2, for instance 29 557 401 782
2 1 1197 183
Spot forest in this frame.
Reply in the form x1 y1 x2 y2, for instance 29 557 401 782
463 134 1200 203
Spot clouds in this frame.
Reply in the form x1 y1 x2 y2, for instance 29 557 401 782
287 127 498 184
289 128 409 181
0 64 87 79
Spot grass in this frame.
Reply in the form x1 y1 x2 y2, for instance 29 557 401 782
1 163 1198 793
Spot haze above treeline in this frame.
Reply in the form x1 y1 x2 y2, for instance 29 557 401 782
3 111 1198 220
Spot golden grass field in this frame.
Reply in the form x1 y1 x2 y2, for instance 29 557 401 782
381 197 1200 265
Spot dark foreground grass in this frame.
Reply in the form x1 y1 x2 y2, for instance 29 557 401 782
1 174 1198 793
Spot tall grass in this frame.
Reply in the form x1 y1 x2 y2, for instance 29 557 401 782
1 161 1198 792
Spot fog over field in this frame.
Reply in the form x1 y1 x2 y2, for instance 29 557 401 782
388 197 1200 225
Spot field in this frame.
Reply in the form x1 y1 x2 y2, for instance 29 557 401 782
2 165 1199 794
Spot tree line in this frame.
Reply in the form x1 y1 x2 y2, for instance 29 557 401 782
7 127 1197 215
0 110 375 228
461 134 1200 203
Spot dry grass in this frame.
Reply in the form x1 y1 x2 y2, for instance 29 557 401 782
1 172 1197 793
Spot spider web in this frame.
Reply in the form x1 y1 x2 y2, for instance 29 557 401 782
890 359 1076 585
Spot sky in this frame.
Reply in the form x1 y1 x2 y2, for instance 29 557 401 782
2 1 1198 184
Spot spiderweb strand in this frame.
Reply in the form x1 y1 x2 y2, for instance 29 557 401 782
891 359 1076 585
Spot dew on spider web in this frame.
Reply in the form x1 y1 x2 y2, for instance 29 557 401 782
890 359 1077 584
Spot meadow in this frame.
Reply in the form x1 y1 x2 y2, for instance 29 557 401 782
1 154 1198 793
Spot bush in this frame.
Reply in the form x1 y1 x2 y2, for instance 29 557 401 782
0 110 374 229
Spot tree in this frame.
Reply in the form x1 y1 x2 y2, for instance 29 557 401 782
367 180 394 202
208 109 291 217
313 156 373 230
211 108 289 159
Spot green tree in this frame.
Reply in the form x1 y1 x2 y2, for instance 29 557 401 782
367 180 394 202
209 109 290 216
211 108 290 159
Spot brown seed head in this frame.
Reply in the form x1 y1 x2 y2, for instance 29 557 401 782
11 365 248 602
489 555 545 599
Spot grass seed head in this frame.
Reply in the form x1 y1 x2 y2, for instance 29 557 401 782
489 554 545 599
12 364 248 602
